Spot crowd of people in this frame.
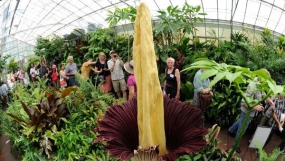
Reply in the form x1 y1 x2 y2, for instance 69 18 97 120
3 49 285 156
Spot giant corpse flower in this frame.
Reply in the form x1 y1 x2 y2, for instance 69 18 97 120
95 96 208 160
95 2 208 161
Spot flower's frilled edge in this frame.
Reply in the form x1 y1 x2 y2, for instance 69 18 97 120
131 145 161 161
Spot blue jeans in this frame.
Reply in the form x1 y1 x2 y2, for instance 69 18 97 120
228 111 252 146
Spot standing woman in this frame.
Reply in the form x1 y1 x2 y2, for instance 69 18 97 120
124 60 136 100
95 52 112 93
163 57 181 99
59 64 68 88
193 68 213 109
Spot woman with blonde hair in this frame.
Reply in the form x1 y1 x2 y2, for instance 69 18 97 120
95 52 112 92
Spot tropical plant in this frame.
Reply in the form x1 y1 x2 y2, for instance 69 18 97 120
182 58 283 161
7 59 18 73
27 56 41 66
261 28 275 49
257 144 285 161
207 80 242 126
6 87 77 158
0 54 9 73
82 28 132 62
34 36 66 65
180 81 194 102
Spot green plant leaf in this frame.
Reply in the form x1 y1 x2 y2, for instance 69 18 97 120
225 71 242 83
201 68 218 80
267 80 284 95
23 125 36 136
209 72 226 88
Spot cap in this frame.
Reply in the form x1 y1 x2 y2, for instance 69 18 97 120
109 50 116 54
124 60 134 74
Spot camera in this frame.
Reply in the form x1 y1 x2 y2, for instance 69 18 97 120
114 55 117 58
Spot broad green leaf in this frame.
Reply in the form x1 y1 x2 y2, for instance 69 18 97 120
209 72 226 88
23 125 36 136
267 80 284 95
182 65 215 72
225 71 242 83
193 153 202 160
253 69 271 79
169 24 178 33
195 6 201 12
190 59 218 67
201 68 218 80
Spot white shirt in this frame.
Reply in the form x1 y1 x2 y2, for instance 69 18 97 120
107 59 124 80
0 84 8 95
30 68 37 77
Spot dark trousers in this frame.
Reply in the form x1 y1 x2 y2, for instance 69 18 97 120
68 77 77 86
279 140 285 151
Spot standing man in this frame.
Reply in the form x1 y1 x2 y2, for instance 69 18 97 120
65 56 78 86
81 58 96 79
107 50 127 100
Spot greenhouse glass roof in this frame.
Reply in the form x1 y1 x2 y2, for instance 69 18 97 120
1 0 285 60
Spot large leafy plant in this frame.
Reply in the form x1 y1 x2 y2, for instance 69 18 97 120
182 58 283 160
34 36 65 65
6 87 77 158
208 80 242 126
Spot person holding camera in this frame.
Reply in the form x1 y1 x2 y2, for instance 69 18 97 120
107 50 127 100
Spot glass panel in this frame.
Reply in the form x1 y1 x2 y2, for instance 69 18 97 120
255 2 271 27
266 8 282 29
203 0 218 20
274 0 285 8
1 0 285 55
244 0 260 24
233 0 247 23
275 12 285 34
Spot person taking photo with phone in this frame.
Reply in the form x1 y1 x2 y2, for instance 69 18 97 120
107 50 127 100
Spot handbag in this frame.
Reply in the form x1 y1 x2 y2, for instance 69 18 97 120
199 92 213 110
60 79 67 87
97 62 106 84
